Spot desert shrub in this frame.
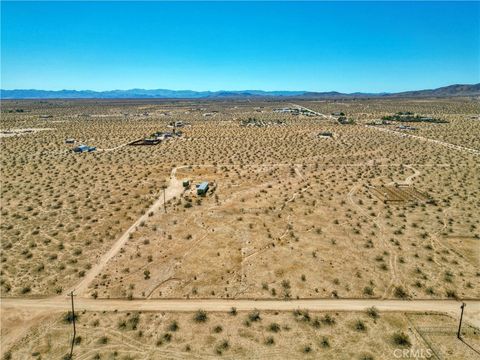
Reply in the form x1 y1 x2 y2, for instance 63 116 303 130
312 317 321 328
248 310 261 322
63 311 78 324
119 312 140 330
392 332 411 347
128 313 140 329
293 309 311 322
265 336 275 345
269 323 280 332
213 325 223 333
281 279 291 289
143 270 150 279
302 345 312 353
366 306 379 319
168 321 179 332
446 289 457 298
355 320 367 331
215 340 229 355
194 310 208 323
322 314 335 325
363 286 374 296
394 286 409 299
118 319 127 329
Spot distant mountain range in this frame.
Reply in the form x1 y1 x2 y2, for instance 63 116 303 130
1 83 479 99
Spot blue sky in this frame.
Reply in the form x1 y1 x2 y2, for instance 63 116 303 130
1 1 479 92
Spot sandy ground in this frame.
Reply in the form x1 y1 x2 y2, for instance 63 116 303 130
367 125 480 155
1 98 479 359
69 167 185 296
0 128 53 138
2 309 479 359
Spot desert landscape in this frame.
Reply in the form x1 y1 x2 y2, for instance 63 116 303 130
1 97 479 359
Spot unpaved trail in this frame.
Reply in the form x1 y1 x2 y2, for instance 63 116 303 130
347 183 399 297
1 298 478 325
0 128 54 138
403 164 421 185
67 167 184 296
367 126 480 156
386 164 421 186
290 103 332 119
0 307 52 356
2 297 478 357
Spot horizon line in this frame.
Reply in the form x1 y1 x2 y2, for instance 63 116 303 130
2 82 479 94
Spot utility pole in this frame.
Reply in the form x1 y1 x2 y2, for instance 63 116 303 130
69 291 76 359
457 302 466 339
163 188 166 213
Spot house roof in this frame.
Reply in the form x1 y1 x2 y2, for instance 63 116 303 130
197 181 209 191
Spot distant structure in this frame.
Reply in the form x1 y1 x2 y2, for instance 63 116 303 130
397 125 416 131
73 145 96 153
196 181 209 196
318 131 334 138
65 138 75 144
381 112 448 123
129 130 181 146
338 116 355 125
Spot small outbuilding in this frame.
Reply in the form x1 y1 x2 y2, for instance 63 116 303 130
319 131 333 138
196 181 209 195
65 138 75 144
73 145 96 153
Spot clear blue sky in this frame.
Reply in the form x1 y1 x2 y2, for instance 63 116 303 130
1 1 479 92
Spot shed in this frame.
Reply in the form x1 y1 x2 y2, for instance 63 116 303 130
73 145 96 153
196 181 209 195
73 145 89 153
319 131 333 137
65 138 75 144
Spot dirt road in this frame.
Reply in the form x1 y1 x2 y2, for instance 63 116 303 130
2 297 478 357
1 298 478 323
290 103 332 119
367 125 480 156
67 168 184 296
